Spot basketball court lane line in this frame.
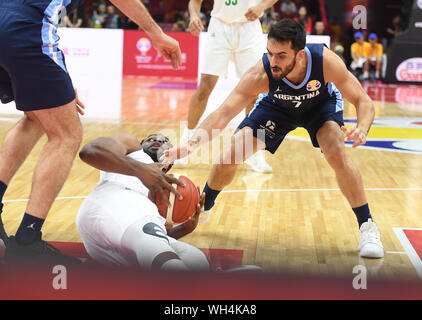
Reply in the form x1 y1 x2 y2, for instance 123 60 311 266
2 187 422 203
393 228 422 279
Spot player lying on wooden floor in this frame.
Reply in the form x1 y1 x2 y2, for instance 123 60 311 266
77 132 209 270
77 132 262 273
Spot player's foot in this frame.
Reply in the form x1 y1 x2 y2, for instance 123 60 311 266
199 208 210 224
358 219 384 258
4 233 82 265
245 151 272 173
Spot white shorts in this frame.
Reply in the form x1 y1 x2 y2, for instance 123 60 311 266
76 181 209 270
201 17 265 78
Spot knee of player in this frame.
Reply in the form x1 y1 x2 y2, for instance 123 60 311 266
64 124 83 147
322 143 347 166
151 251 189 271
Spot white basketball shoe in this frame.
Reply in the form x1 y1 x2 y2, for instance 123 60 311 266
199 208 211 224
358 219 384 258
245 151 273 173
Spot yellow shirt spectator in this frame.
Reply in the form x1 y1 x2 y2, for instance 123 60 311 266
351 41 370 59
365 37 383 61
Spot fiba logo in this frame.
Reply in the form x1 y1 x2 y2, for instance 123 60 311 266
306 80 321 92
136 38 152 54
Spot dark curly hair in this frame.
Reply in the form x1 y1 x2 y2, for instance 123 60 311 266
268 18 306 52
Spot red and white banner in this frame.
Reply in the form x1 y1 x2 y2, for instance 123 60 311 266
123 31 199 78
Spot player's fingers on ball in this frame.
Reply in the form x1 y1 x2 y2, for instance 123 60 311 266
157 187 170 206
163 178 183 200
166 175 185 188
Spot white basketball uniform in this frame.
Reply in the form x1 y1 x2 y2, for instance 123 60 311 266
76 149 209 270
202 0 266 77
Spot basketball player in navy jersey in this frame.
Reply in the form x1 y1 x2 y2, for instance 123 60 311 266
162 19 384 259
0 0 183 263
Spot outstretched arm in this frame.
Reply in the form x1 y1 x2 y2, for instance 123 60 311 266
110 0 182 69
161 61 269 163
79 133 183 203
323 47 375 147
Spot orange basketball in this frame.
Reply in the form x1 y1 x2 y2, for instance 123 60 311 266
149 174 199 224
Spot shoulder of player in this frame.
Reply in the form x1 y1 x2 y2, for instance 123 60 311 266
238 60 268 93
111 132 142 154
322 46 347 83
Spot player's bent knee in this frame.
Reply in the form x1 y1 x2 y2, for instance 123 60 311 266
170 240 210 271
152 251 187 271
322 144 348 168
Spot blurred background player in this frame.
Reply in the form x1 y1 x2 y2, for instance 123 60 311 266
350 31 369 80
162 19 384 259
77 133 209 270
363 33 383 80
0 0 183 263
178 0 279 173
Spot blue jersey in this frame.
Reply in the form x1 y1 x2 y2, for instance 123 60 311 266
261 43 343 115
0 0 86 110
25 0 85 14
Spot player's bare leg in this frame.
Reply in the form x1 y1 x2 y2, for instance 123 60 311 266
0 114 45 246
26 100 82 219
202 127 265 222
241 101 272 173
3 100 83 263
0 114 45 185
176 74 218 165
187 73 219 131
316 121 383 258
316 121 367 207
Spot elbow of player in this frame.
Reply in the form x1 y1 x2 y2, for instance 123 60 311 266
79 145 98 163
78 147 90 162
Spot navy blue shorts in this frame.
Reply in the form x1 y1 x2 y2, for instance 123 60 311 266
0 1 75 111
237 94 344 153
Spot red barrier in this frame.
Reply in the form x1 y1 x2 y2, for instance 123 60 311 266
123 30 199 78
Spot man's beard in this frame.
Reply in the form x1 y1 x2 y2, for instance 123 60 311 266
142 146 173 172
271 59 296 80
143 146 159 162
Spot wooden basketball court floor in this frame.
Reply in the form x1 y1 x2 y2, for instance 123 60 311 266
1 77 422 283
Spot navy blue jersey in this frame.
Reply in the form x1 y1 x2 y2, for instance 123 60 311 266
24 0 85 14
261 43 343 114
